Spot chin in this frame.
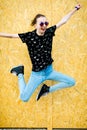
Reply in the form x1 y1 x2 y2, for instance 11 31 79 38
41 30 46 34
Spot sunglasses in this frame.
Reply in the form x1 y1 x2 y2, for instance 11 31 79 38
39 21 49 27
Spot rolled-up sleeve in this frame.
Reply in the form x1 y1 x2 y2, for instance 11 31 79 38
18 32 29 43
47 25 57 36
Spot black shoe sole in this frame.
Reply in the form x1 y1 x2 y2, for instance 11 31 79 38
10 65 24 76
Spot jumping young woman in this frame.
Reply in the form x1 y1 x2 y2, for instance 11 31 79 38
0 4 81 102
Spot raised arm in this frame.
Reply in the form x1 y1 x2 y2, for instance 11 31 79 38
56 4 81 28
0 32 19 38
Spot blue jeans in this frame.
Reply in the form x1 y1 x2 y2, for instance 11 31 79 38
18 64 75 102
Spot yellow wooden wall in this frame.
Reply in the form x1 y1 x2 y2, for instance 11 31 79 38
0 0 87 129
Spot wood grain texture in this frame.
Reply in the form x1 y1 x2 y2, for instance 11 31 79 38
0 0 87 129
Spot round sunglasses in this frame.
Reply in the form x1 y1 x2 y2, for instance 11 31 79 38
39 21 49 27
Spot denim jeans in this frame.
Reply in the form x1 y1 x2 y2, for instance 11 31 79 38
18 64 75 102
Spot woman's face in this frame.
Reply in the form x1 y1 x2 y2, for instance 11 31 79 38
35 16 49 36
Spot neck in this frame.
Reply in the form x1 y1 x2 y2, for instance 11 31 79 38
36 30 44 36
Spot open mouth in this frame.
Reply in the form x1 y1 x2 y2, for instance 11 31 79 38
41 28 46 31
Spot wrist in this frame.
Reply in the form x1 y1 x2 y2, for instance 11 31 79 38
75 6 80 10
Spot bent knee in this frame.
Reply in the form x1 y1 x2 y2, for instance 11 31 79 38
69 78 76 87
20 93 29 102
21 98 29 102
